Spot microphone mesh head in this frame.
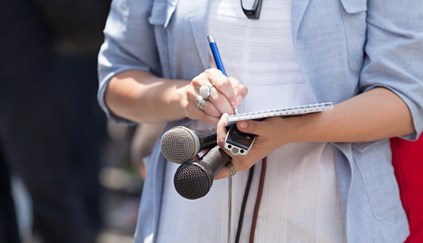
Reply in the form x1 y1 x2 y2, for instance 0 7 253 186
160 126 199 164
174 161 213 200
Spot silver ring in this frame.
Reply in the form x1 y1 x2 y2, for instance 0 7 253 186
195 95 207 110
199 84 212 100
226 162 237 177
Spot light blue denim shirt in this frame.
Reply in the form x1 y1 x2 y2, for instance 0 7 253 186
98 0 423 242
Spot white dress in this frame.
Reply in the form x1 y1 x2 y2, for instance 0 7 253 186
156 0 346 242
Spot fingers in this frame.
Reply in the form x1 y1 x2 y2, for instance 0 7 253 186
194 95 221 117
235 119 263 135
186 103 220 125
215 114 237 179
215 114 254 180
228 77 248 109
205 69 237 108
184 68 247 126
214 115 276 180
182 91 221 125
214 162 237 180
216 113 229 147
191 69 247 116
208 85 235 115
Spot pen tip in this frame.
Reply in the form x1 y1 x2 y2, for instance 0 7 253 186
207 35 215 43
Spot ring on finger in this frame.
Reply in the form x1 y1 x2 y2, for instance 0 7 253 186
199 84 212 100
195 95 207 110
226 162 237 177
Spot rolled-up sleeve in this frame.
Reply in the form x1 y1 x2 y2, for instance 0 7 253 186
359 0 423 140
97 0 161 124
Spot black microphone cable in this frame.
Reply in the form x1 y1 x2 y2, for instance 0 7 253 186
234 165 255 243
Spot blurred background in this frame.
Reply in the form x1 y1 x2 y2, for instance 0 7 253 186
0 0 151 242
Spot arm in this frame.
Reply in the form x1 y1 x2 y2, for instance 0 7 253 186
215 87 414 178
105 69 247 125
286 87 413 144
105 70 189 123
98 0 247 125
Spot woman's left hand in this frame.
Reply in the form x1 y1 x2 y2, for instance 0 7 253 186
214 114 293 179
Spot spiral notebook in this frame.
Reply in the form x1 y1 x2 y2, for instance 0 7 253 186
227 102 333 125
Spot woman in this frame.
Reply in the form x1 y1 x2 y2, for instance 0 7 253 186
98 0 423 242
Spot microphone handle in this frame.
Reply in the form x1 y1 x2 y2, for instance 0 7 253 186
201 145 231 174
195 128 218 149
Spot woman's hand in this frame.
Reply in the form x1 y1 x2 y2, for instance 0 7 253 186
178 68 248 125
214 114 293 179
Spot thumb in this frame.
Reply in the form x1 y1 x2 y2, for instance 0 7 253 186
236 119 262 135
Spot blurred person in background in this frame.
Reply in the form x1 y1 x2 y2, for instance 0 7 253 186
0 0 109 242
101 122 165 233
0 152 21 243
130 123 166 179
1 1 57 242
35 0 110 237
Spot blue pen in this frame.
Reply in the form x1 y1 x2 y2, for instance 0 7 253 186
207 35 227 76
207 34 239 114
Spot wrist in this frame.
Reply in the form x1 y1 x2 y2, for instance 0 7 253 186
280 113 321 144
168 84 189 120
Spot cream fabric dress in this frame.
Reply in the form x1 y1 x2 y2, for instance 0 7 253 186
156 0 346 242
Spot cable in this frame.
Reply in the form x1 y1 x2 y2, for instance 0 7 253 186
234 166 255 243
227 175 232 243
249 157 267 243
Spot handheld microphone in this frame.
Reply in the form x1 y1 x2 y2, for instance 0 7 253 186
160 126 217 164
173 145 231 200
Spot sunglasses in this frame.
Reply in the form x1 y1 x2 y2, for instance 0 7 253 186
241 0 263 19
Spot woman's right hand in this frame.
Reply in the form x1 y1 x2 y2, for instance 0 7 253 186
178 68 248 125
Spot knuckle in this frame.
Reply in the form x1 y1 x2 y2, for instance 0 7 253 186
205 68 215 76
221 76 231 85
240 84 248 95
191 77 202 86
228 77 241 86
192 72 208 83
214 81 228 91
217 137 226 146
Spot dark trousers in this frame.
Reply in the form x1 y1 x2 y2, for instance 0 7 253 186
0 151 21 243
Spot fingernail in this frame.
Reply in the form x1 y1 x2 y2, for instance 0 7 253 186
238 121 247 129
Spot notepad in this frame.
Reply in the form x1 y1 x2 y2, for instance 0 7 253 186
227 102 333 125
